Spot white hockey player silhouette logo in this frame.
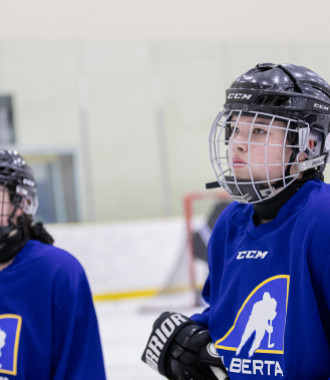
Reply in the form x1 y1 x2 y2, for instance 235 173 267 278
236 291 277 357
0 327 6 357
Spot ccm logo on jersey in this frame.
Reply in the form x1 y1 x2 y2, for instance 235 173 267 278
236 250 269 260
228 93 252 100
144 313 188 369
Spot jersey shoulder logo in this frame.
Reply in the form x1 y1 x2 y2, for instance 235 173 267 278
215 275 289 356
0 314 22 375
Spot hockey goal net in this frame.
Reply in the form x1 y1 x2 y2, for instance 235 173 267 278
140 188 231 312
183 189 231 306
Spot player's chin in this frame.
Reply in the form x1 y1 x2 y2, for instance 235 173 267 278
234 171 269 182
232 167 252 180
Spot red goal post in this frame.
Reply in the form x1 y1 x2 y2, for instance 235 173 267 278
183 189 231 306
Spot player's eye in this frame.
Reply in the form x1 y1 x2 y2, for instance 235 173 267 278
253 127 267 135
230 126 240 134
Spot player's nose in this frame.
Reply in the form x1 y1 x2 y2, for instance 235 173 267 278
232 134 248 152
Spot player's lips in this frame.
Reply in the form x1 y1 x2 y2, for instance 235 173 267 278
232 157 247 167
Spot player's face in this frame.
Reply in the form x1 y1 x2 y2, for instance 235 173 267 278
227 115 293 182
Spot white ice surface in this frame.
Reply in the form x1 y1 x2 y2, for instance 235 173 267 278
95 293 205 380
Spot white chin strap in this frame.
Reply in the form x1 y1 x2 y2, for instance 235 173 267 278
297 154 327 172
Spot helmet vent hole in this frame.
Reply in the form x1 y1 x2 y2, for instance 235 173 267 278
0 166 15 176
255 95 289 107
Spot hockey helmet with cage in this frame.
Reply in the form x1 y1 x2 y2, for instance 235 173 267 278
209 63 330 204
0 150 38 236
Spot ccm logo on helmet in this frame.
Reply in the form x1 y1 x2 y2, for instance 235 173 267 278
314 103 329 111
228 93 252 100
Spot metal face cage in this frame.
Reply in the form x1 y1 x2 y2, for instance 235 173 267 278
209 109 312 203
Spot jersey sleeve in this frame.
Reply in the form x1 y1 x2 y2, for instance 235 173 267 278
51 257 106 379
304 198 330 342
306 204 330 310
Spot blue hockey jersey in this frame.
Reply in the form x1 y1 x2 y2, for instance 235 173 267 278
191 179 330 379
0 240 106 379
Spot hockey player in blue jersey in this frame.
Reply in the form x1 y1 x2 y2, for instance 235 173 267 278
142 63 330 379
0 149 106 379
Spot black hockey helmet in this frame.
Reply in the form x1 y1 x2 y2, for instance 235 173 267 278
209 63 330 203
0 149 38 222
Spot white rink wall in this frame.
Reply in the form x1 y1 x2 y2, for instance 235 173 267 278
46 217 207 298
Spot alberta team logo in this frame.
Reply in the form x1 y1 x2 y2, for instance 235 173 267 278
0 315 22 375
215 275 289 376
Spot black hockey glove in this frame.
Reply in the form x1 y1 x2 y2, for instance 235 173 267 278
141 311 229 380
